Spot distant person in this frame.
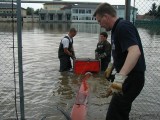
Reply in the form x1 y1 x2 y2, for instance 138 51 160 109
58 28 77 72
93 3 146 120
95 32 111 71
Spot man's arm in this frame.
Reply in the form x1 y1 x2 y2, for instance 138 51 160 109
106 45 141 96
64 48 72 56
119 45 141 76
71 45 75 57
62 37 73 56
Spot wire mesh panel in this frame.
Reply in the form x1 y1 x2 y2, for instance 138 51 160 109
0 24 19 119
130 0 160 119
0 2 19 120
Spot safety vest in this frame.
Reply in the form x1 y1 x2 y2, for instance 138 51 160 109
58 36 73 58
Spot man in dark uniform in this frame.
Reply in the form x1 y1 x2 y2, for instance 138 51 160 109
95 32 111 71
58 28 77 72
94 3 146 120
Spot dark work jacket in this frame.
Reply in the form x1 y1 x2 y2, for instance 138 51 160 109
58 36 73 58
95 40 111 62
111 18 146 73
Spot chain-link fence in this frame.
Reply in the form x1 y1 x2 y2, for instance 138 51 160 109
0 23 19 119
130 0 160 119
0 1 20 119
0 0 160 120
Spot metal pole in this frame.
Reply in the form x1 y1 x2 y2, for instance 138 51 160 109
125 0 131 21
17 0 25 119
132 0 136 24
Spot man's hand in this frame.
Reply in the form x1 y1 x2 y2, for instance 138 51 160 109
104 62 114 79
106 73 127 97
99 53 106 59
71 55 76 60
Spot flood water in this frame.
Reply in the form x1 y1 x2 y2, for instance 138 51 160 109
0 22 160 120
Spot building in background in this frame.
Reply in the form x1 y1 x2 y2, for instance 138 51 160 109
0 2 137 23
0 3 26 22
0 3 39 22
39 2 137 23
39 2 72 22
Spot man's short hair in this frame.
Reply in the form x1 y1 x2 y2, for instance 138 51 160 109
69 28 77 33
93 3 116 17
100 32 108 38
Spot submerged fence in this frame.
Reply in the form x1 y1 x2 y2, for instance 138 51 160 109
0 0 24 119
0 0 160 119
0 23 19 119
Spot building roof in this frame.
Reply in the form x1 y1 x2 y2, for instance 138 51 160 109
0 3 25 9
0 3 17 8
43 1 99 6
43 2 137 10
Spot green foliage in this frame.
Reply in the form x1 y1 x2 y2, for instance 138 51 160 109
157 6 160 18
26 7 41 15
34 9 40 15
26 7 34 15
146 2 160 19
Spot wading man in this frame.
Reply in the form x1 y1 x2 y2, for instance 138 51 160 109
93 3 146 120
58 28 77 72
95 32 111 71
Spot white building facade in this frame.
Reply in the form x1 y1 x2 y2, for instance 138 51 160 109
39 2 137 23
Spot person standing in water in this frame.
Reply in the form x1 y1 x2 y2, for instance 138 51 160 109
95 32 111 71
93 3 146 120
58 28 77 72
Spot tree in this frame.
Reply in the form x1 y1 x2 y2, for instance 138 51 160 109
34 9 40 15
146 3 157 16
145 3 160 19
26 7 34 15
156 6 160 19
151 3 157 16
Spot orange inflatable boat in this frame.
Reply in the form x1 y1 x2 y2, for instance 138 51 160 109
70 72 92 120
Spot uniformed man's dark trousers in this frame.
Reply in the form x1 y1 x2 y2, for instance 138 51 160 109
106 71 145 120
59 56 72 72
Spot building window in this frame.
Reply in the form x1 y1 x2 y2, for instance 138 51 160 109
72 9 78 14
79 9 85 14
66 14 71 20
49 14 54 20
79 16 85 20
58 14 62 20
92 17 96 20
86 16 91 20
86 9 91 14
72 16 78 20
41 14 45 20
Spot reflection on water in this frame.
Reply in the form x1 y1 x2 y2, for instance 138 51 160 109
0 22 160 119
0 22 101 34
56 72 75 100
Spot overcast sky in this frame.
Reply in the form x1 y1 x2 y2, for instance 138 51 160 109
21 0 159 15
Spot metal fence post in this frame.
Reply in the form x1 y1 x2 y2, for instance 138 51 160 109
17 0 25 119
125 0 131 21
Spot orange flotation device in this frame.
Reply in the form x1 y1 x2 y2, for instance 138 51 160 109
71 72 92 120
